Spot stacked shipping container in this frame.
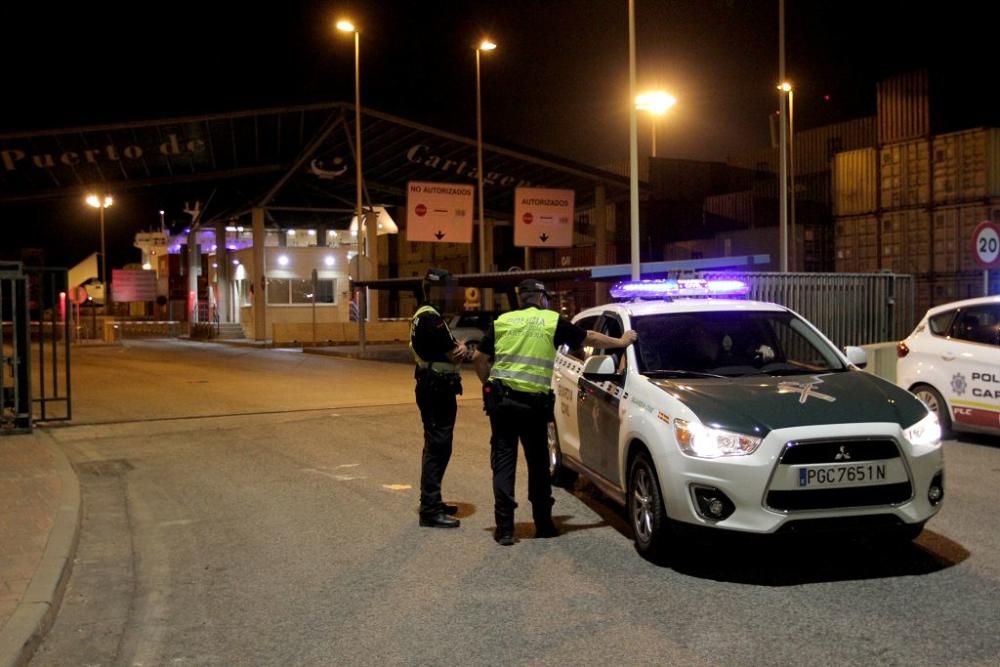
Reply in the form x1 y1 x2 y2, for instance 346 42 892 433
833 71 1000 314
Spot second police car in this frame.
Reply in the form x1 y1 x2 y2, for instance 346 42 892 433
547 279 945 560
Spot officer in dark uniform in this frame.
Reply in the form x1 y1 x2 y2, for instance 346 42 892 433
474 278 637 545
410 268 469 528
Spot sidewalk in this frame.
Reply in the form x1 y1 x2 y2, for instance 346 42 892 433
0 431 80 667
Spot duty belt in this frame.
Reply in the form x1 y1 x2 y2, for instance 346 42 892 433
416 360 461 374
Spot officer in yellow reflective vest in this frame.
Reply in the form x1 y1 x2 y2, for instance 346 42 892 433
474 278 637 545
410 268 469 528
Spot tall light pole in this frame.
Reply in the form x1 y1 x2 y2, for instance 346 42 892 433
636 91 676 157
86 193 113 307
337 18 367 353
627 0 640 280
476 39 496 301
778 81 796 270
778 0 789 273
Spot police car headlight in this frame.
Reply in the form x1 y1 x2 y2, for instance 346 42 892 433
904 411 942 447
673 419 762 458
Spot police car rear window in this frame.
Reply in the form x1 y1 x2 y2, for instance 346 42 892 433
928 311 955 336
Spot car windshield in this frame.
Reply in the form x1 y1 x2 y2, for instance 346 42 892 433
631 310 848 378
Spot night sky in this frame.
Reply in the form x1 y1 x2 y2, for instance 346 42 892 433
1 0 994 268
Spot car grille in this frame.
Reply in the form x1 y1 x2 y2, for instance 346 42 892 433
766 438 913 511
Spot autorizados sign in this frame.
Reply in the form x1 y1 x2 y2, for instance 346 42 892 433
513 187 575 248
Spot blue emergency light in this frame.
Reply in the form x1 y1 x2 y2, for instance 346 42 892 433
609 278 749 300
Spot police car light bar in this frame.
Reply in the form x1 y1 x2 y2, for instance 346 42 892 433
609 278 749 300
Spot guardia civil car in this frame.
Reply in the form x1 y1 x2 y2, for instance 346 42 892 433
547 279 944 560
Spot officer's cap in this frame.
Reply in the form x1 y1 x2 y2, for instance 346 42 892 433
517 278 551 297
423 267 454 285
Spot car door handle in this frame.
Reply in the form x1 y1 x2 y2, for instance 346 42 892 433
941 352 955 361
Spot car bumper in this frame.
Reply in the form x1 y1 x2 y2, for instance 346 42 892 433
659 422 944 534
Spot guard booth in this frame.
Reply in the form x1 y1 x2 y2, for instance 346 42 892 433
0 262 72 434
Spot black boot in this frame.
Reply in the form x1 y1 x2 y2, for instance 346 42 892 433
420 512 460 528
494 514 515 546
533 498 558 538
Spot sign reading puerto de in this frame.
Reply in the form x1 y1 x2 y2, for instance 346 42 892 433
406 181 474 244
972 220 1000 269
514 187 574 247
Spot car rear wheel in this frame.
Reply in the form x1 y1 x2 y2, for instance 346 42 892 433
912 384 952 438
628 451 671 560
547 422 578 489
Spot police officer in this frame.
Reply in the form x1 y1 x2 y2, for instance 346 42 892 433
474 278 637 545
410 268 468 528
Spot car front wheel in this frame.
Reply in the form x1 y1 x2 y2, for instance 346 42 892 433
628 450 671 560
912 384 952 438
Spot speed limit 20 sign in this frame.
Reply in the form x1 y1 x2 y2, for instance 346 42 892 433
972 220 1000 269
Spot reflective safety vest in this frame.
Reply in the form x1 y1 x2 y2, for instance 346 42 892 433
489 308 559 394
410 305 461 374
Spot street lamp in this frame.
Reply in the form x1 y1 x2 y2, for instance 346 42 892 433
85 193 113 307
475 39 496 298
635 91 676 158
778 81 795 270
337 17 367 352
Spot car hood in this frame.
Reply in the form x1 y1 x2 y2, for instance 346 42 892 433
649 370 927 436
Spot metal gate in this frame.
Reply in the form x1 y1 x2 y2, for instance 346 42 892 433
0 262 72 433
700 271 915 347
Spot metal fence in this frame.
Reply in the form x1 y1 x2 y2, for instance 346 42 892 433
700 272 915 348
0 263 72 433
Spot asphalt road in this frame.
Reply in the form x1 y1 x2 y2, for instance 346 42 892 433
30 339 1000 666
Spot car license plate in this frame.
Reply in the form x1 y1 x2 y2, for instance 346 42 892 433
769 459 908 491
799 462 890 487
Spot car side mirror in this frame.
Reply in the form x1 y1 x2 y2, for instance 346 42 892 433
844 346 867 369
582 354 622 382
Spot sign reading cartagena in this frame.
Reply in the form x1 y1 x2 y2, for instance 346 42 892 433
513 187 575 248
406 181 474 244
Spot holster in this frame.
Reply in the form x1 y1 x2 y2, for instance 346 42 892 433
417 369 463 396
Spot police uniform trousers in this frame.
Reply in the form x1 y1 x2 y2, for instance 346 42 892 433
488 388 554 529
415 371 459 517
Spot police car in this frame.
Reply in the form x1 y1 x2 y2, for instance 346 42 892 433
897 295 1000 437
547 279 944 559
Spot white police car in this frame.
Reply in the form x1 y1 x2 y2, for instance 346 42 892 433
897 295 1000 437
547 279 944 560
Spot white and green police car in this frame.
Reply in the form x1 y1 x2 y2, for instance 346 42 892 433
548 279 944 560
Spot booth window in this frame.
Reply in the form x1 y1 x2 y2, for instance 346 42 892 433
268 278 337 305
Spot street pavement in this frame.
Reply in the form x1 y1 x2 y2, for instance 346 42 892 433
3 339 1000 666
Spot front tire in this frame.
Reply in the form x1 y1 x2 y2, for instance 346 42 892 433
628 451 671 560
912 384 952 438
547 422 578 489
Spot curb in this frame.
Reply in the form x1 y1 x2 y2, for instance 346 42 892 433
0 431 81 667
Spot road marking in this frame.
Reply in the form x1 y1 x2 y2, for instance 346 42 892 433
382 484 412 491
157 519 196 527
334 463 361 469
301 468 366 481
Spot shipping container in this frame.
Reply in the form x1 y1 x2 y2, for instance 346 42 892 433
704 191 755 227
880 209 931 275
834 214 879 273
794 117 877 175
877 70 930 145
914 271 996 316
832 148 878 215
932 128 1000 204
880 140 930 208
729 117 876 176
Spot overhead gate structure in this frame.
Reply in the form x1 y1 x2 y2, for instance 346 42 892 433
1 262 71 433
701 271 915 347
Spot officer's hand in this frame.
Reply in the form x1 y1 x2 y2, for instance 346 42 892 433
447 342 468 363
620 330 638 346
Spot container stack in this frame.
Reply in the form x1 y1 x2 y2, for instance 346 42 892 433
833 70 1000 314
